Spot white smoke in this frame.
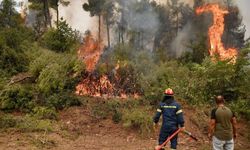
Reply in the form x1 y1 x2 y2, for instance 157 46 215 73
236 0 250 39
118 0 160 49
58 0 98 36
171 23 193 57
118 0 159 33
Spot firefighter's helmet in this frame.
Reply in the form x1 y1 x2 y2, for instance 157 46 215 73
164 88 174 95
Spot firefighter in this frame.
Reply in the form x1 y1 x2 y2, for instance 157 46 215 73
153 88 185 150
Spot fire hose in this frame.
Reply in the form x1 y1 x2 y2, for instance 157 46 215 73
155 129 198 150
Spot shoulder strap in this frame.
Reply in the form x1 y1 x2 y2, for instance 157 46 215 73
211 107 218 119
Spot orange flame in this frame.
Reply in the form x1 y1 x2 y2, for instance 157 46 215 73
75 33 140 99
196 4 238 62
78 33 104 72
75 74 114 97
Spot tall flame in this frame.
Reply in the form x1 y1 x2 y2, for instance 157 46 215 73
77 33 103 72
196 4 238 62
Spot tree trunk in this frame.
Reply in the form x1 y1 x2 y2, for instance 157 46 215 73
141 32 143 49
118 28 121 44
45 0 52 28
56 6 59 27
106 17 110 48
43 0 52 28
121 29 124 44
98 15 101 45
43 0 48 28
176 11 179 36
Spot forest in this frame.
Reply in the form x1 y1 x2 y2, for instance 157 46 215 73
0 0 250 149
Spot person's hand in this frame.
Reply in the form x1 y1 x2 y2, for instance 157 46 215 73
180 126 186 132
155 145 161 150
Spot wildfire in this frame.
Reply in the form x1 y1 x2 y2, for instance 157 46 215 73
76 33 140 98
77 32 103 72
196 4 238 62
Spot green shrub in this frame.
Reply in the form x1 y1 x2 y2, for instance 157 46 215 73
0 114 17 128
16 115 53 132
122 108 153 136
29 50 59 77
0 84 34 112
40 19 79 52
230 99 250 120
37 63 67 94
33 107 58 120
105 99 122 112
0 27 34 75
112 110 122 124
0 114 53 132
89 99 123 123
0 44 28 75
29 49 85 95
46 93 81 110
91 103 109 119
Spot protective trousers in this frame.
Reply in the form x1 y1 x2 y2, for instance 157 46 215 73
159 128 178 150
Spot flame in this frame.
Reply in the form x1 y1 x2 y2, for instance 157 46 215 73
76 33 140 99
196 4 238 62
75 74 114 97
78 33 103 72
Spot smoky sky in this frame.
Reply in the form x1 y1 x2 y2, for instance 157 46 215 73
236 0 250 39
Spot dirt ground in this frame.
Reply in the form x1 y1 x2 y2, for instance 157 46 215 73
0 105 249 150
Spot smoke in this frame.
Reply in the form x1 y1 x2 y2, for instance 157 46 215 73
235 0 250 39
118 0 159 49
171 23 194 57
58 0 98 36
121 0 159 33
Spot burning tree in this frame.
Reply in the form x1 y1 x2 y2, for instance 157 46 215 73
196 4 238 62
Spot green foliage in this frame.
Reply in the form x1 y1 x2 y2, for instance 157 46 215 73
112 110 122 124
46 93 81 110
0 0 23 28
0 27 34 75
29 49 85 95
16 115 53 132
0 114 53 132
0 84 34 112
179 36 208 64
105 100 122 123
37 63 66 94
82 0 105 17
122 108 153 136
230 100 250 120
40 19 79 52
33 106 58 120
91 103 109 119
141 61 191 104
0 114 17 128
142 49 250 106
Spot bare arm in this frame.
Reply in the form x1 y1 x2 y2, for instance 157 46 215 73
208 119 216 139
231 117 237 138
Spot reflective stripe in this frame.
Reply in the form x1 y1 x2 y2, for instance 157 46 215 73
162 106 177 109
176 109 183 114
157 109 162 112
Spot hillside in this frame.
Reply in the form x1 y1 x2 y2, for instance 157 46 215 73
0 99 249 150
